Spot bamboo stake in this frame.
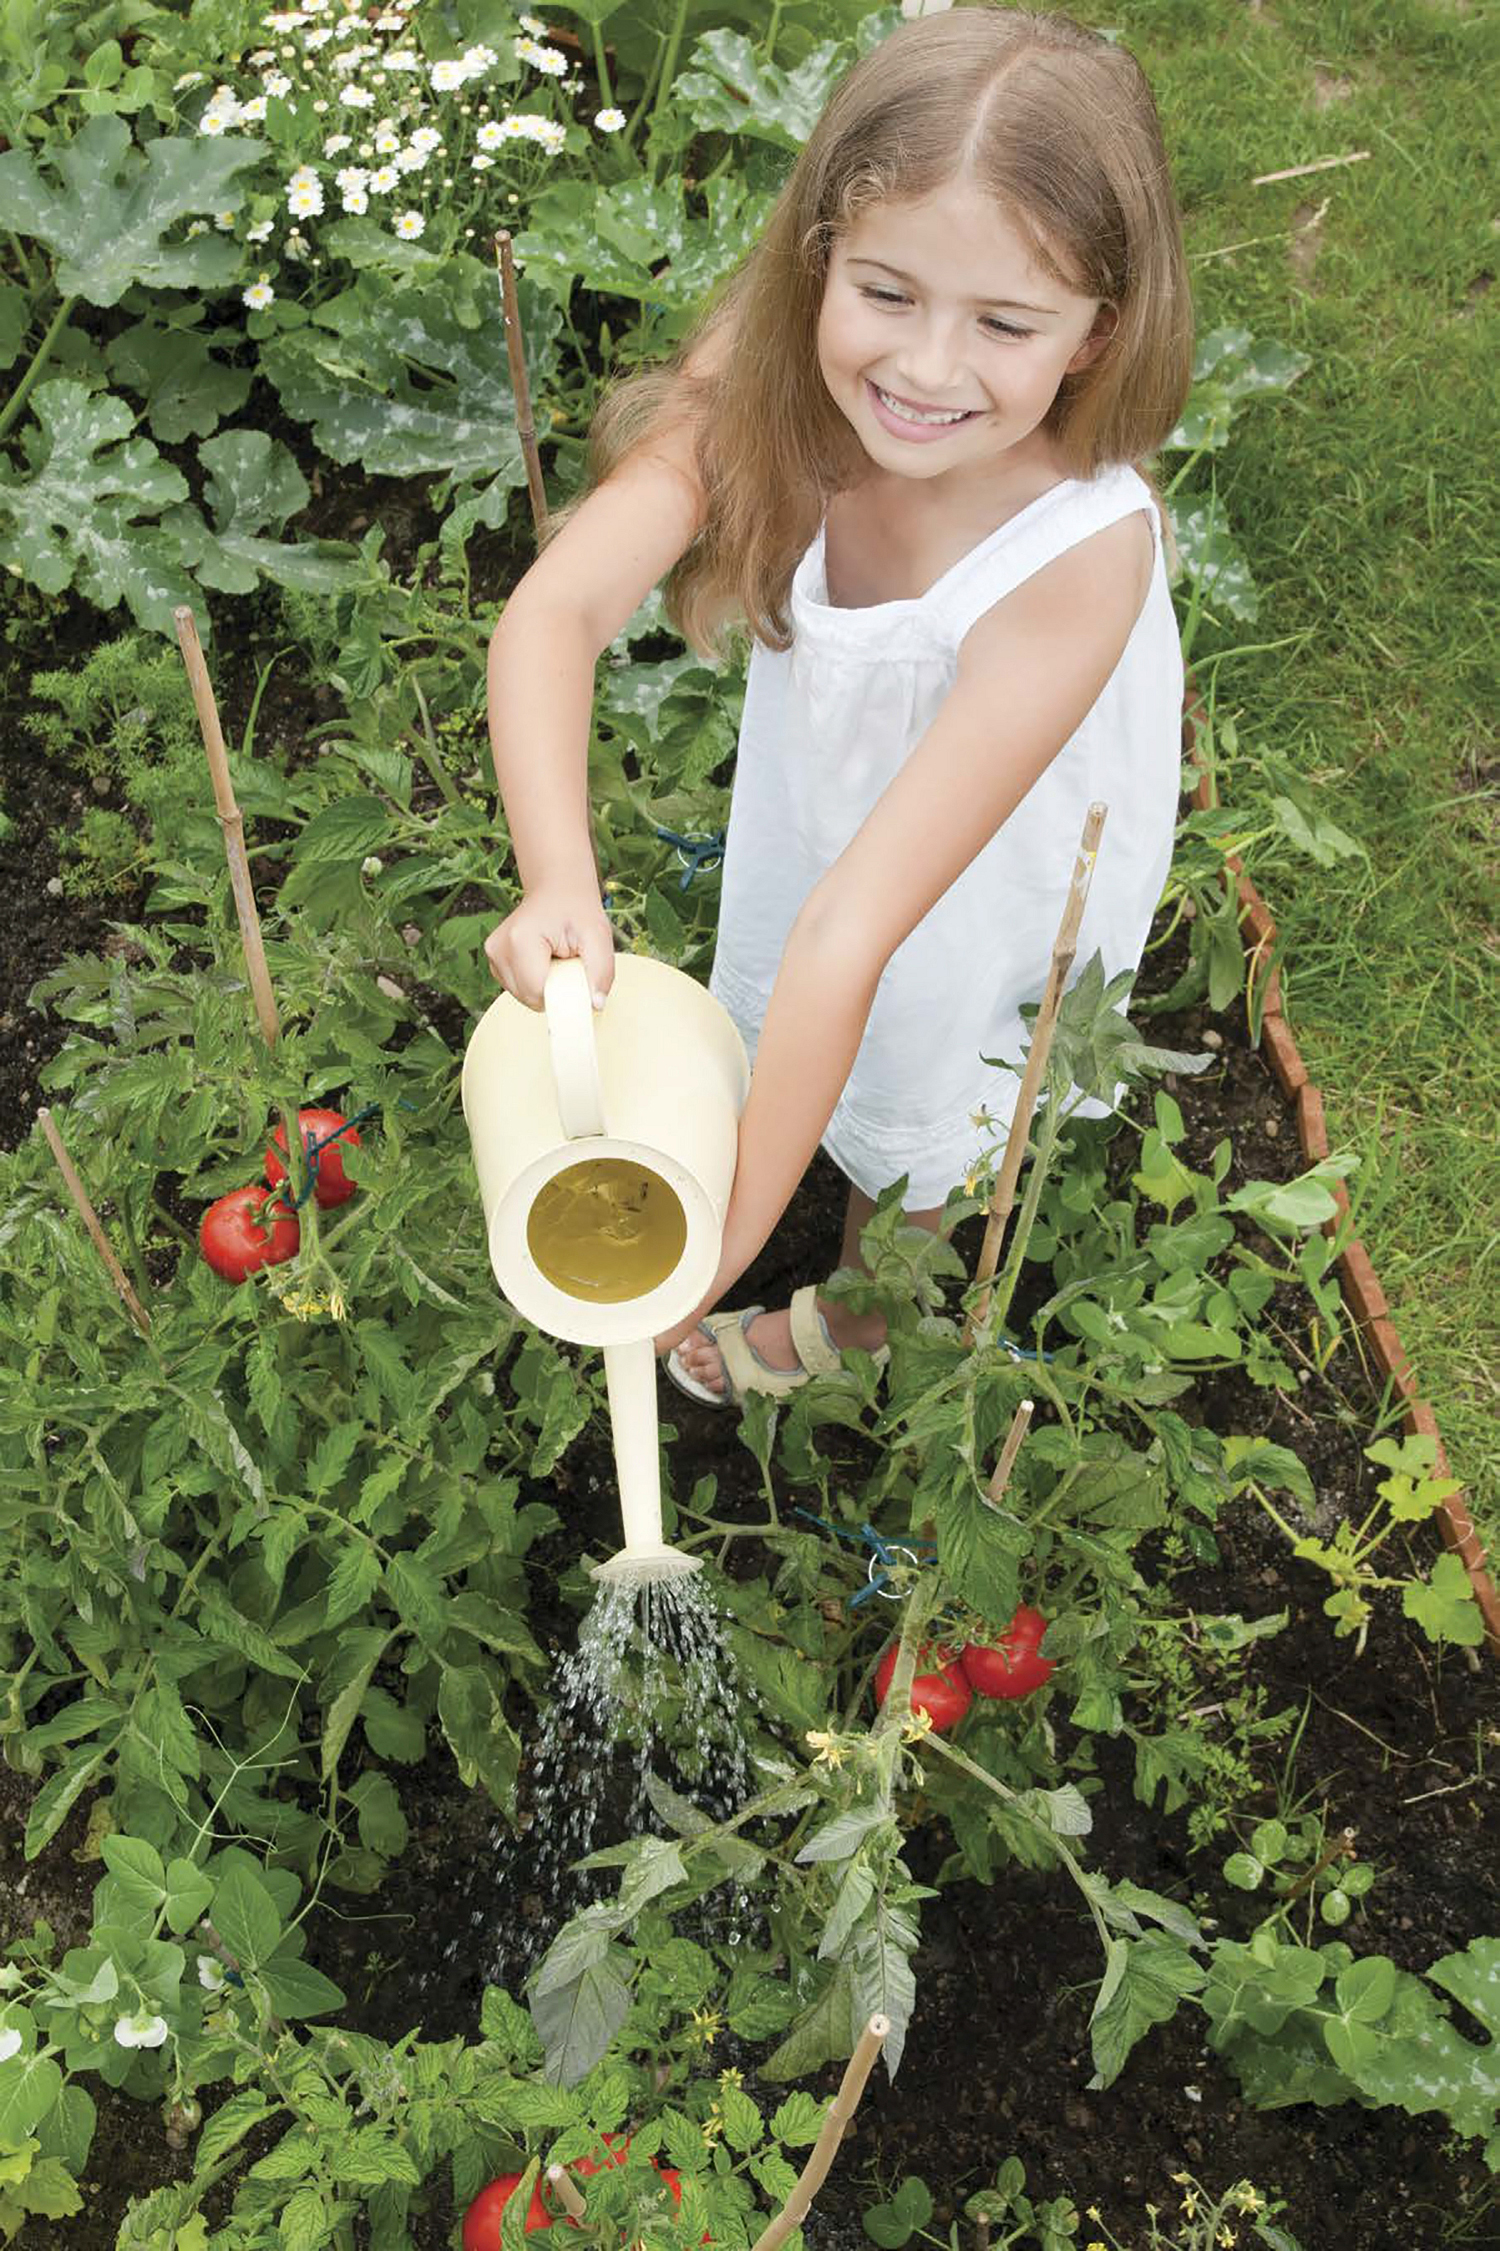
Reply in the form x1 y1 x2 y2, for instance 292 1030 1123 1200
545 2165 588 2222
37 1106 153 1337
748 2014 890 2251
967 804 1107 1337
983 1399 1033 1512
494 231 549 546
173 607 280 1050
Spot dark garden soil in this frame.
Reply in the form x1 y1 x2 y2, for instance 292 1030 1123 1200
3 568 1496 2247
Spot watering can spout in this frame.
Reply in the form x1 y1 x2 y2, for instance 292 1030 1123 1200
592 1339 702 1587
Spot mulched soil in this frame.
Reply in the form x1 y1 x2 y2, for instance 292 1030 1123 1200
3 591 1496 2250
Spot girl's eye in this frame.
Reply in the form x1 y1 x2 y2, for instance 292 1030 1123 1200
855 285 1031 341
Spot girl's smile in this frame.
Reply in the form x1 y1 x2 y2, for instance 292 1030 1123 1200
818 179 1111 494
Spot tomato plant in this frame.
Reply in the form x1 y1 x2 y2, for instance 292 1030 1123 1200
198 1184 300 1281
462 2173 555 2251
874 1641 972 1733
961 1606 1055 1700
265 1106 362 1208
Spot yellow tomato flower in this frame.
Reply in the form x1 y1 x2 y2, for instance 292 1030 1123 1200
804 1729 847 1768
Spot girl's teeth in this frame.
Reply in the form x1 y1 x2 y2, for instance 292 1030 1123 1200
875 385 971 426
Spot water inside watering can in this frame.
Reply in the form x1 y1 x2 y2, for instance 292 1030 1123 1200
527 1157 688 1304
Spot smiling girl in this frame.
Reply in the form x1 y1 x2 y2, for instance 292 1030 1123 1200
484 6 1192 1405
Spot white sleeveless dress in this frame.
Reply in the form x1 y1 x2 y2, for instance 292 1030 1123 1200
707 463 1184 1209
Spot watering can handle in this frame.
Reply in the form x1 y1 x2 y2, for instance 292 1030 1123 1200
542 957 607 1140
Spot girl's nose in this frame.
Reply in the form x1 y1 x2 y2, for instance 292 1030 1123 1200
893 322 970 405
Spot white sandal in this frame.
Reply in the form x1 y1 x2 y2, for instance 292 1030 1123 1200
664 1283 889 1409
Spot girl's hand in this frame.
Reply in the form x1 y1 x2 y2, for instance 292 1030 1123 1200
484 886 615 1011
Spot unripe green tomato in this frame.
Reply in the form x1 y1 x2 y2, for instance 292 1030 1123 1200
1319 1887 1352 1926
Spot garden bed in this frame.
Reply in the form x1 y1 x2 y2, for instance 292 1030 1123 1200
3 839 1493 2249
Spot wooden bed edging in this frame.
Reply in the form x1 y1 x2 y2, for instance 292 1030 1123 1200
1183 702 1500 1658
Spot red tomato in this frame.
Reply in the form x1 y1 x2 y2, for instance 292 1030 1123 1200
576 2138 686 2216
960 1606 1054 1700
462 2173 553 2251
265 1107 361 1209
199 1185 299 1282
874 1641 972 1732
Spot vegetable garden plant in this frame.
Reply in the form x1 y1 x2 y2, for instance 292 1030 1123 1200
0 2 1494 2248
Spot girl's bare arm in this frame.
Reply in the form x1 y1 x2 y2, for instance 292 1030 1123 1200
660 514 1153 1336
485 426 707 1007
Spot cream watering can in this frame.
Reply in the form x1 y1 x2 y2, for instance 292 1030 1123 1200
462 955 750 1584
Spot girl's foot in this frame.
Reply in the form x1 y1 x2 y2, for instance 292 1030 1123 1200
672 1294 888 1399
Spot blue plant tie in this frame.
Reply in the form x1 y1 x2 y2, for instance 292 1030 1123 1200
654 825 725 890
791 1509 936 1605
281 1102 384 1210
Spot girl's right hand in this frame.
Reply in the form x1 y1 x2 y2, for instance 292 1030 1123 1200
483 887 616 1013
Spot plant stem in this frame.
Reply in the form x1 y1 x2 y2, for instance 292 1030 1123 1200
589 22 613 107
406 673 464 811
646 0 690 182
0 291 75 448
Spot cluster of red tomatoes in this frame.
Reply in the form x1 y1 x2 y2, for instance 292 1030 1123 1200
874 1605 1054 1733
198 1107 362 1284
463 2137 689 2251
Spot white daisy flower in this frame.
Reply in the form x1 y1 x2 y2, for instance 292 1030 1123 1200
373 11 404 26
323 130 352 154
462 44 497 69
519 13 546 31
340 83 375 106
335 11 364 33
531 46 568 76
303 0 327 11
114 2013 170 2050
262 11 305 29
410 124 441 151
287 163 319 189
367 164 400 192
342 187 369 213
394 144 426 171
374 126 400 152
594 106 626 131
471 151 494 170
247 46 277 65
392 209 425 239
312 97 328 111
246 217 274 241
174 69 206 89
429 57 468 90
197 109 229 135
287 179 324 215
334 163 368 189
264 70 292 96
0 2030 22 2064
304 24 334 47
475 119 505 149
215 209 237 229
239 94 269 121
384 47 419 69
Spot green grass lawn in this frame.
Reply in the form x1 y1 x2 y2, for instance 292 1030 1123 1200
1083 0 1497 1536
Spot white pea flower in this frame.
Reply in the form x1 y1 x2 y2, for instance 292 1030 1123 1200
342 187 369 213
243 275 276 309
0 1965 22 1992
340 83 375 106
410 124 441 151
367 164 399 193
594 106 626 131
114 2012 170 2050
0 2028 22 2062
246 218 274 242
392 209 425 239
196 1955 227 1991
323 131 352 154
362 856 385 877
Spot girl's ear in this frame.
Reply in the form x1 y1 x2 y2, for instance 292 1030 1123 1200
1066 303 1118 374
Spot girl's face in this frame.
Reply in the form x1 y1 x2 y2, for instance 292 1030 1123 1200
817 177 1111 493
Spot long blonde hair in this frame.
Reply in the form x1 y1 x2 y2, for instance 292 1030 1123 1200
544 6 1191 661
